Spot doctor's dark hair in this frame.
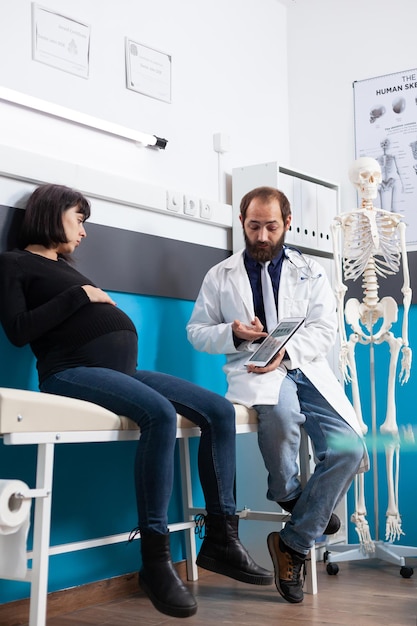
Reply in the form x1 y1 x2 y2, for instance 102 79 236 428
239 186 291 223
19 183 91 249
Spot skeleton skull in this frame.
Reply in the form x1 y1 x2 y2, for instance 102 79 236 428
348 157 382 201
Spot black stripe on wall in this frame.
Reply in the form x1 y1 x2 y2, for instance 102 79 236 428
0 205 231 301
344 265 416 305
2 204 416 303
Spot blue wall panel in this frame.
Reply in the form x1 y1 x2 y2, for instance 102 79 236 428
0 292 227 603
345 305 417 550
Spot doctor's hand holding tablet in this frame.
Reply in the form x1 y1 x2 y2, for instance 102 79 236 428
245 317 305 374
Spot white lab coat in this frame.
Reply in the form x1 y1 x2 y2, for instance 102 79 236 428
187 247 364 441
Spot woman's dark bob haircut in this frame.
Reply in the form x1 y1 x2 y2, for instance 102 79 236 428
19 183 91 249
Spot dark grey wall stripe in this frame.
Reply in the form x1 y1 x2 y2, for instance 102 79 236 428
2 204 416 303
0 205 230 301
344 263 417 307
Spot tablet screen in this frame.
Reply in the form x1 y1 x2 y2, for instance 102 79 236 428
245 317 305 367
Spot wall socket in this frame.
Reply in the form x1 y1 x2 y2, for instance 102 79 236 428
184 194 199 216
200 199 212 220
167 191 216 221
166 190 183 212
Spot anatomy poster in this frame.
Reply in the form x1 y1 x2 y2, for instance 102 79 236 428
353 68 417 248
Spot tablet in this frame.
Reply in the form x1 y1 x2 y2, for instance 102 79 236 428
245 317 305 367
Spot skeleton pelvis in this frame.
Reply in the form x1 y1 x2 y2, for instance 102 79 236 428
345 296 398 337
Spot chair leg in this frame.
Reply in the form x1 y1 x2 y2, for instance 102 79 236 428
304 545 318 595
29 443 55 626
178 438 199 581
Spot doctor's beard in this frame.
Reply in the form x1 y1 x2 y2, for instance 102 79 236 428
244 231 286 263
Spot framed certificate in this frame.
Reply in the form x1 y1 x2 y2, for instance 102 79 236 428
32 3 91 78
125 38 171 103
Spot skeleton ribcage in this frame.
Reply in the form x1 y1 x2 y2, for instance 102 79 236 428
342 211 401 281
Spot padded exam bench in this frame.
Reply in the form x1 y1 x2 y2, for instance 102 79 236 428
0 387 317 626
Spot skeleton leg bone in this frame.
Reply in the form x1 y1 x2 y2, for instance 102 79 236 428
351 473 375 553
343 328 374 547
377 332 404 542
379 331 402 438
384 439 403 543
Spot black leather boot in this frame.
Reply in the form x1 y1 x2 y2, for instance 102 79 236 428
196 513 274 585
139 532 198 618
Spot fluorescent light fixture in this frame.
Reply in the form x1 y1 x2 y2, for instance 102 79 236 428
0 86 167 149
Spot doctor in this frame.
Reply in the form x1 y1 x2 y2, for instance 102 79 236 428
187 186 367 605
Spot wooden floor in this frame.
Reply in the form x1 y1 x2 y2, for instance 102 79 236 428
40 559 417 626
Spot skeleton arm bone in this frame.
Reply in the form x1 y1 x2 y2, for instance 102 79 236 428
393 155 405 192
398 221 412 384
331 218 350 381
344 298 369 434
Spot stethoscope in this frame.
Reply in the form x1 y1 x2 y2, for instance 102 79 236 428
283 246 323 281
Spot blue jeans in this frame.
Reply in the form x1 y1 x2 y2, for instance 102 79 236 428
40 367 237 534
254 369 364 555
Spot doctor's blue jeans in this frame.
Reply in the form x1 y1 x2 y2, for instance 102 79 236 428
40 367 237 534
254 368 364 555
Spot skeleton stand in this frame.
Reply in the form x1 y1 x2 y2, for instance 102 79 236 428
326 161 417 575
325 335 417 575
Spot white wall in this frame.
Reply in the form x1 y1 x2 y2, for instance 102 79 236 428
283 0 417 212
0 0 290 206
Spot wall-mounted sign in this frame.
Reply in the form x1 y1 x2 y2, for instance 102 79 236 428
353 68 417 247
32 3 91 78
125 38 171 103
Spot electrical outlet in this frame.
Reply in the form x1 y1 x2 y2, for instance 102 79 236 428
184 195 198 216
200 199 212 220
167 190 183 212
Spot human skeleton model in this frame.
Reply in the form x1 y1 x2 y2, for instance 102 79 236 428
331 157 412 552
376 138 404 212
